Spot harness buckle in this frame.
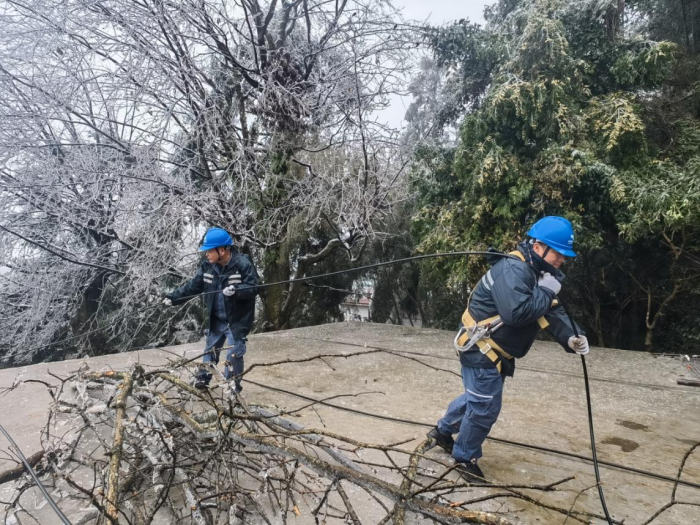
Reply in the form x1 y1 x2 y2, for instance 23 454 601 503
453 326 469 355
453 313 506 356
453 324 490 355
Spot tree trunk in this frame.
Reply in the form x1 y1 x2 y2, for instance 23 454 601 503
43 270 109 362
260 242 291 330
681 0 692 53
278 239 341 329
390 292 402 325
643 282 681 351
415 295 426 326
590 294 606 347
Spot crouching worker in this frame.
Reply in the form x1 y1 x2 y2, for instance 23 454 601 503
163 227 258 391
427 216 589 481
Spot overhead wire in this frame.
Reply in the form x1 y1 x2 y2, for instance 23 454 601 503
284 334 700 394
9 248 693 522
0 424 72 524
242 378 700 491
29 251 506 356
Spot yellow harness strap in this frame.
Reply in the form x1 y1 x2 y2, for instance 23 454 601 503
456 250 558 372
457 310 512 373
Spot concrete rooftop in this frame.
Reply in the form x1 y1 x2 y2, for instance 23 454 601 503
0 322 698 524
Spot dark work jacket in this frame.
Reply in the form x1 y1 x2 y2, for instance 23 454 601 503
166 252 259 339
460 241 583 376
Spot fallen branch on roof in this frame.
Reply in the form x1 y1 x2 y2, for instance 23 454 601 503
0 360 615 525
0 450 44 485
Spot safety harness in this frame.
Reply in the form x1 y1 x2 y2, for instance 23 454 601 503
453 251 554 373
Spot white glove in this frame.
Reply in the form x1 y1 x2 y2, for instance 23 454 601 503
538 272 561 295
163 297 172 307
222 285 236 297
568 336 589 355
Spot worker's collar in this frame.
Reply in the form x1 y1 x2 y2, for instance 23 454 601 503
206 249 236 269
517 241 566 282
217 251 233 267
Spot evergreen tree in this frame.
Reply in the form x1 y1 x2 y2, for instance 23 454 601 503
412 0 700 351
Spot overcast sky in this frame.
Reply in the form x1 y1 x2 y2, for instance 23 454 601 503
396 0 492 26
379 0 494 127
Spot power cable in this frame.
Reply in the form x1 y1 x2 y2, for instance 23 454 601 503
13 247 682 522
560 300 614 524
0 425 72 524
243 378 700 491
284 334 700 394
29 251 508 356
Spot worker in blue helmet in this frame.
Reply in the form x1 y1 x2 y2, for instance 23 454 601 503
427 216 588 482
163 228 259 391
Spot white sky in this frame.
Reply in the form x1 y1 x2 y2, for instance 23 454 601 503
397 0 492 26
379 0 494 128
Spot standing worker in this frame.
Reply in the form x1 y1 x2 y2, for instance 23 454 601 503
163 227 259 391
427 216 589 481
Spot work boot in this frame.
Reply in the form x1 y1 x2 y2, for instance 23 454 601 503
194 368 212 390
427 427 454 454
455 459 487 483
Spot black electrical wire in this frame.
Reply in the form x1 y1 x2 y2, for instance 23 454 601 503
11 247 672 523
0 425 72 525
243 378 700 491
174 251 517 302
560 299 614 524
580 356 614 523
276 334 700 490
285 333 700 394
30 251 513 356
264 251 515 288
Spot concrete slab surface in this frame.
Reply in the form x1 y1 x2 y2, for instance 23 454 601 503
0 322 698 524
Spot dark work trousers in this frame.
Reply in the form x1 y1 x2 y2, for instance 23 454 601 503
437 365 504 462
197 318 246 392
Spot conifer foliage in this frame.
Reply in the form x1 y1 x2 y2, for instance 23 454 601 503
411 0 700 351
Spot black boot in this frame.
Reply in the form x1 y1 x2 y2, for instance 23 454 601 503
427 427 454 454
194 368 212 390
455 459 487 483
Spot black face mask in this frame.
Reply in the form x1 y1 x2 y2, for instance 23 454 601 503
519 241 566 282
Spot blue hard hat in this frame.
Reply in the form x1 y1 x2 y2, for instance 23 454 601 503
199 227 233 251
527 216 577 257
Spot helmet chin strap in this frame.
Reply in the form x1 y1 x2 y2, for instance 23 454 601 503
529 240 554 274
212 247 232 266
531 239 551 260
